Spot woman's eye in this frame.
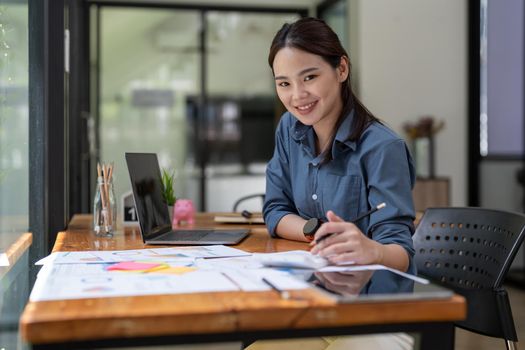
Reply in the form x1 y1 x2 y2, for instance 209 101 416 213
278 81 289 87
304 75 317 81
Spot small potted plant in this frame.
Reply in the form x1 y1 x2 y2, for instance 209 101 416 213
403 116 445 178
161 168 177 219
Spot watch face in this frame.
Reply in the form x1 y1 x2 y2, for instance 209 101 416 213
303 218 321 236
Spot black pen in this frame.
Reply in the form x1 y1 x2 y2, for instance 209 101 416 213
315 202 387 244
262 277 290 300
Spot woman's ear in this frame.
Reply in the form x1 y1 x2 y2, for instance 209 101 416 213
338 56 350 82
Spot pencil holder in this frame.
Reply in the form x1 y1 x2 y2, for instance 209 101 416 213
93 176 116 236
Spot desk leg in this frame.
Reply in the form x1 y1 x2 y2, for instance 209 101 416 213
419 323 455 350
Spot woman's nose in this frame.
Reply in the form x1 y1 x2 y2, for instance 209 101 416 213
292 83 308 100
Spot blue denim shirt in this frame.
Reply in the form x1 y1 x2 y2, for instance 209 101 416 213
263 110 416 270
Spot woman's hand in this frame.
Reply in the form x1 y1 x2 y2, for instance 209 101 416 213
310 210 384 265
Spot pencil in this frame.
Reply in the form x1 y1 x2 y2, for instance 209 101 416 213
107 162 114 225
315 202 387 244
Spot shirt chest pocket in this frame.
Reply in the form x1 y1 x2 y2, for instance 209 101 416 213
321 174 361 221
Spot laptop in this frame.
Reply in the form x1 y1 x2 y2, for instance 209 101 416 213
125 153 249 245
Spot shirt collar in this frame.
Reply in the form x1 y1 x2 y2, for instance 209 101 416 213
290 109 358 156
334 109 357 151
291 116 310 142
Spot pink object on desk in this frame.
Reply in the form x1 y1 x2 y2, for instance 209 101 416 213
172 199 195 226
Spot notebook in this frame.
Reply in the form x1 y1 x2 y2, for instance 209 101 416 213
125 153 248 245
214 213 264 224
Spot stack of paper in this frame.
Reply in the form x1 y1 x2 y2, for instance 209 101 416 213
30 246 311 301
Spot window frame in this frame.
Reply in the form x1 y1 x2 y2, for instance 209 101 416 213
29 0 67 269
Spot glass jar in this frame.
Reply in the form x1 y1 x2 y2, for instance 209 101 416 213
93 176 116 235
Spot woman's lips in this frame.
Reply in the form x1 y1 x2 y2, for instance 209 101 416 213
294 100 318 115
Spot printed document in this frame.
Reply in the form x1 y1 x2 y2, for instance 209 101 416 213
36 245 250 265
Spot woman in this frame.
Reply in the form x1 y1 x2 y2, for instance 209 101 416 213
251 16 416 350
263 17 416 274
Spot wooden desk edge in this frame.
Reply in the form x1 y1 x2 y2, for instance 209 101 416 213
296 294 466 328
20 293 466 345
0 232 32 277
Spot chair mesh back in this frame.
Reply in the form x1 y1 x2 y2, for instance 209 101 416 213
413 207 525 289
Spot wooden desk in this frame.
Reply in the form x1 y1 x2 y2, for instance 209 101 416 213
0 232 32 278
20 214 465 350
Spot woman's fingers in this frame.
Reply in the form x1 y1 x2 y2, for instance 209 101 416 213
328 252 358 265
319 241 357 258
314 221 357 239
309 211 350 247
309 212 382 266
309 222 349 250
311 229 355 253
326 210 344 222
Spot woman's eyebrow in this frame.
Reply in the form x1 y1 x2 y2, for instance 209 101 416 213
274 67 319 81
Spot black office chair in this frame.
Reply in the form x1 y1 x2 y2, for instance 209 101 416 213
413 207 525 350
233 193 265 213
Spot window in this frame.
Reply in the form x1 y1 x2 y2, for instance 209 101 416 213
0 1 29 348
0 1 29 233
93 6 300 211
318 0 348 51
480 0 524 157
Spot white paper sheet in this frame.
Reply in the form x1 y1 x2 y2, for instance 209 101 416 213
220 268 309 292
35 246 250 265
195 257 309 291
30 262 240 301
318 264 387 272
0 253 9 266
30 262 311 301
254 250 329 269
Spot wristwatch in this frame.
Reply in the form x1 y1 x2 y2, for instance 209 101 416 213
303 218 323 241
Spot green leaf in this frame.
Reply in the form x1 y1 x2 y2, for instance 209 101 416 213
160 168 176 206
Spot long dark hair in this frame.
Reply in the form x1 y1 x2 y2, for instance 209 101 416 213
268 17 379 154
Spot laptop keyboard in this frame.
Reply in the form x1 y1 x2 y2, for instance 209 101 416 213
154 230 210 241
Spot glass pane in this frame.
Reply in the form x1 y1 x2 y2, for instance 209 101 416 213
479 0 487 156
484 0 524 156
205 11 299 211
0 2 29 349
320 0 348 52
0 3 29 232
98 8 201 210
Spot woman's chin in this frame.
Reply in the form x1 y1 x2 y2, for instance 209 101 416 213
293 114 320 126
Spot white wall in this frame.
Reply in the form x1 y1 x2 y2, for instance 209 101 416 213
480 161 523 212
480 160 525 268
349 0 468 206
207 175 266 212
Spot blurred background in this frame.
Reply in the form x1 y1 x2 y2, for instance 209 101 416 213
4 0 525 256
3 0 525 348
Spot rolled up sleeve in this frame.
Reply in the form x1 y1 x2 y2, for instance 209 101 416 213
365 139 417 273
263 117 297 237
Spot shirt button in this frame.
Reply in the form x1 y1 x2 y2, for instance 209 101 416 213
312 194 318 200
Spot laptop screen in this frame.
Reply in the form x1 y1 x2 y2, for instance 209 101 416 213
125 153 171 240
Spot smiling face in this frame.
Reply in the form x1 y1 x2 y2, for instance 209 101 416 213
272 47 348 135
